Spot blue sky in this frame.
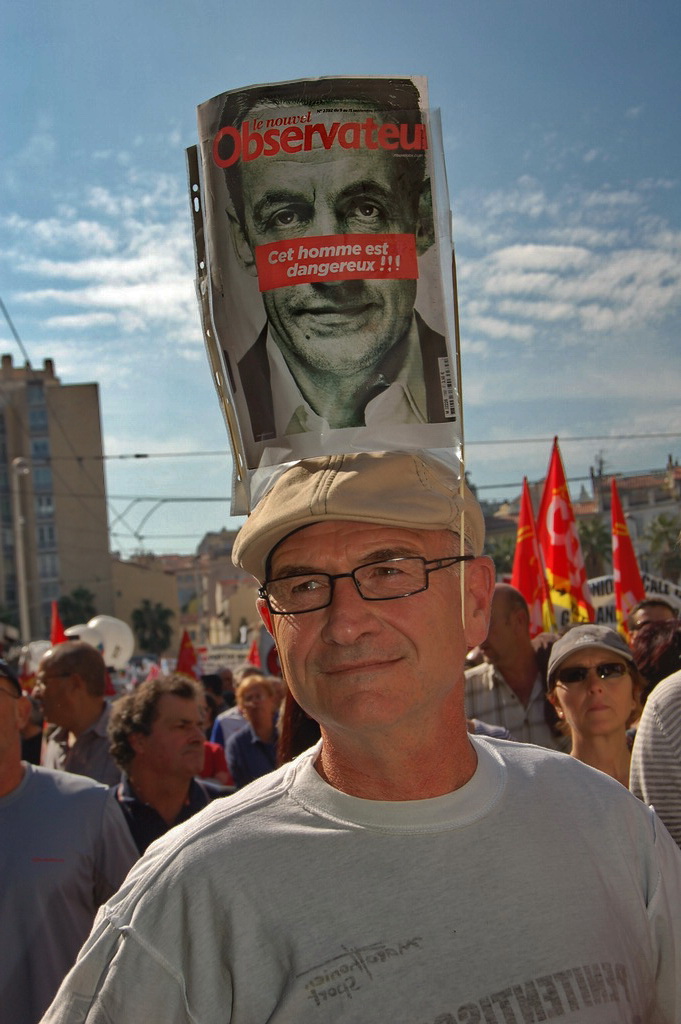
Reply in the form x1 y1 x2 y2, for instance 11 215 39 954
2 0 679 557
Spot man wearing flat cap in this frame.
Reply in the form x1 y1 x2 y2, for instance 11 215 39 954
43 452 681 1023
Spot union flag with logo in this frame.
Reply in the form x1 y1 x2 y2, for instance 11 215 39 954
510 477 556 637
610 477 645 639
536 438 594 625
176 629 201 681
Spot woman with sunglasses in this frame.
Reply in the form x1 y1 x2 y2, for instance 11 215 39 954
546 625 643 787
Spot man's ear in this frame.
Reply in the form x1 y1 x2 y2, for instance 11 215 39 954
414 178 435 256
228 210 258 276
15 695 32 732
70 673 87 699
463 556 495 649
129 732 147 757
257 597 274 637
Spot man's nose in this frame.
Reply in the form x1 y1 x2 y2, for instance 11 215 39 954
321 576 377 644
310 204 343 236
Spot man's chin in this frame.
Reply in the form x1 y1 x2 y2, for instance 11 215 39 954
282 331 397 375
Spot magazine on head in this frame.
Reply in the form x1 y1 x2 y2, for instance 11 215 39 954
187 76 464 513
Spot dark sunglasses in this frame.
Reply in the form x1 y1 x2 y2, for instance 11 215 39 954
555 662 629 686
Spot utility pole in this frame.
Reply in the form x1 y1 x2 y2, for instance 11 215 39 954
11 457 31 641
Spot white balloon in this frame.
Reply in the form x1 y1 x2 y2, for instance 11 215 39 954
21 640 51 674
87 615 135 670
64 623 104 653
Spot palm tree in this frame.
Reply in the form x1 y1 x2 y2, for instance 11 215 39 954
577 517 611 578
58 587 97 628
644 514 681 583
131 599 174 656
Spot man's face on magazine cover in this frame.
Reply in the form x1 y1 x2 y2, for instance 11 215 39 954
235 104 421 379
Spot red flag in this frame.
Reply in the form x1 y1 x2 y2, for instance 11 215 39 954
143 662 162 684
510 478 556 637
176 629 200 680
50 601 67 646
611 478 645 640
536 438 594 624
247 638 261 667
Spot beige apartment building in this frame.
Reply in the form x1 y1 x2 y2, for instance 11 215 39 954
0 355 113 639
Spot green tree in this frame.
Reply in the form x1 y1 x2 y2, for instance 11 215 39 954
577 517 612 579
644 514 681 583
486 535 516 578
58 587 97 628
131 599 174 656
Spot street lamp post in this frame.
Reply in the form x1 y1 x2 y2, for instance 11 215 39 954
11 457 31 641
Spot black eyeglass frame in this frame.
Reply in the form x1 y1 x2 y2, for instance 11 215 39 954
259 554 475 616
554 661 630 686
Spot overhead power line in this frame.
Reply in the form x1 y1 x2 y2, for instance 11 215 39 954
37 431 681 461
0 296 32 365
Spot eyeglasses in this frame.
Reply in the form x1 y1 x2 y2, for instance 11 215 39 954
240 691 270 705
555 662 630 686
259 555 474 615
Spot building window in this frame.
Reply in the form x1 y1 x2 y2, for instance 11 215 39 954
31 438 50 460
38 553 59 579
33 466 53 491
37 523 56 549
26 382 45 406
35 494 54 517
29 408 48 432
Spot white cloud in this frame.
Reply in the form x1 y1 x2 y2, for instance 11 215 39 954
1 166 201 354
491 244 592 271
497 299 576 322
582 189 641 208
464 315 535 342
44 312 118 330
482 179 554 219
454 177 681 350
2 213 118 253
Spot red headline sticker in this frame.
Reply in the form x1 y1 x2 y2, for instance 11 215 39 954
254 233 419 292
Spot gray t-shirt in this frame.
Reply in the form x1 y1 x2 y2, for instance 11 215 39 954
42 703 120 786
42 738 681 1023
1 763 138 1024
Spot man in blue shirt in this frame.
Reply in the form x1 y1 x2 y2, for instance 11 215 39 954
109 674 227 853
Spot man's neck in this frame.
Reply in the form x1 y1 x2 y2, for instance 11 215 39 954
127 769 192 825
493 648 539 707
284 361 378 428
67 699 106 740
315 705 477 801
0 753 25 799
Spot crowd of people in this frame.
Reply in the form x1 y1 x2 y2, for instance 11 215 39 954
1 455 680 1023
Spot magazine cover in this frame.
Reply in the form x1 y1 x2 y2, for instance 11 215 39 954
188 76 463 513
